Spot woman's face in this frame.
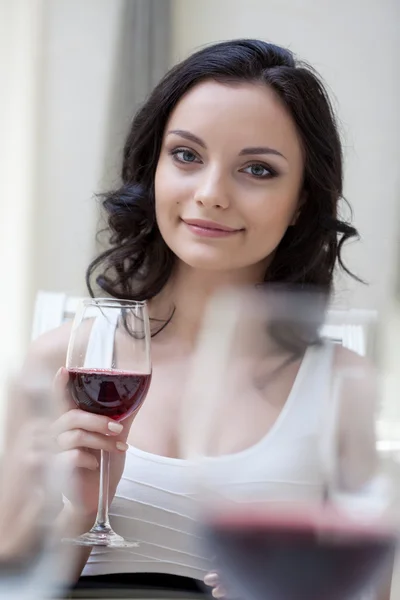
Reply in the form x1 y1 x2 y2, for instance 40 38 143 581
155 80 304 275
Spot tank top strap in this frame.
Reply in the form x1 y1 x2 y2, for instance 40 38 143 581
276 340 336 434
257 340 336 466
274 340 337 492
240 340 336 460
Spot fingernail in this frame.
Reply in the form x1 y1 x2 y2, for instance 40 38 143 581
116 441 129 451
108 421 123 433
204 574 219 585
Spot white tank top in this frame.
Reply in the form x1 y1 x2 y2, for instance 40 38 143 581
83 342 336 580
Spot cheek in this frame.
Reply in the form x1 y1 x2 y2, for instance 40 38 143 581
154 162 187 239
244 190 298 235
154 161 170 208
155 160 190 213
155 163 174 225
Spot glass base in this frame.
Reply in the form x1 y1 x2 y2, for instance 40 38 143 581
63 524 139 548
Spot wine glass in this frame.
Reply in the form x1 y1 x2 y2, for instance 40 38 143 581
182 286 399 600
64 298 151 547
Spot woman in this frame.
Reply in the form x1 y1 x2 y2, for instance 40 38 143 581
23 39 389 597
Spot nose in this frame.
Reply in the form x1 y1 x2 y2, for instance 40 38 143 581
193 170 231 210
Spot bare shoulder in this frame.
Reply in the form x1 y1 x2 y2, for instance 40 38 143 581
22 320 74 379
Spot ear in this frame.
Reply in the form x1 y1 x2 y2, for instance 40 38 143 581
290 190 307 226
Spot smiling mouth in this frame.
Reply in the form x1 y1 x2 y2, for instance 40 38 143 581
181 219 243 237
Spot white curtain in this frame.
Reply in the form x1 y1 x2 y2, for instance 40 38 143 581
101 0 171 189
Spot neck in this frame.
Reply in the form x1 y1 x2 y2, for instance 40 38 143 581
150 260 267 346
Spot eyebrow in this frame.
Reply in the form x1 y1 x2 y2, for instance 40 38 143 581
167 129 206 148
167 129 287 160
239 146 287 160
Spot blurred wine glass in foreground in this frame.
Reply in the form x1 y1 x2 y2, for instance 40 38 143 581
0 370 76 599
182 286 398 600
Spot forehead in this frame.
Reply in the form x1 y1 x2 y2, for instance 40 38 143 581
165 80 303 160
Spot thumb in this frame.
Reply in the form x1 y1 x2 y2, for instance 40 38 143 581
53 367 75 414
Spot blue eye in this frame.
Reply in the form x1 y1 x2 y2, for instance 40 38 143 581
171 148 200 163
242 163 274 178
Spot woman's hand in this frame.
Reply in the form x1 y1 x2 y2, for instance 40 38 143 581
52 367 135 521
204 572 228 599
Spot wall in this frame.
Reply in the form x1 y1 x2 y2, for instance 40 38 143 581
171 0 400 312
33 0 126 300
0 0 44 412
1 0 171 354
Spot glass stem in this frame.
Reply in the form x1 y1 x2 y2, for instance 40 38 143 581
92 450 111 532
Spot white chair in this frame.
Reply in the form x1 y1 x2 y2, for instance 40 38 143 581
31 291 377 357
320 309 377 357
31 291 83 341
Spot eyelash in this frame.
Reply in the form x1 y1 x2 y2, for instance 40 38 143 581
169 148 201 164
168 147 278 179
240 163 278 179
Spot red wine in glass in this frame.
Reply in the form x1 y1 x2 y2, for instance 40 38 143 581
205 506 396 600
64 297 152 548
68 369 151 421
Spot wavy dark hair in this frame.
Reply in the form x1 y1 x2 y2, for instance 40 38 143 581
87 39 360 315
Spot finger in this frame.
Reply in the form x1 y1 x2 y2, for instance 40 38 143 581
212 585 227 599
53 367 74 414
52 409 124 438
204 572 219 586
58 448 99 471
57 428 128 454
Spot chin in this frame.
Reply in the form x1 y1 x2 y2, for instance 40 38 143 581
178 254 232 271
173 246 249 272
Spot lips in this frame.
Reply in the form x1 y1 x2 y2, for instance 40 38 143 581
181 218 243 239
182 219 241 233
